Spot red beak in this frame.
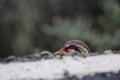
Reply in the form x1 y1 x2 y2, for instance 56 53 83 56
60 47 68 52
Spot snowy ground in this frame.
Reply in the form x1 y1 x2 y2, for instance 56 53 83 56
0 54 120 80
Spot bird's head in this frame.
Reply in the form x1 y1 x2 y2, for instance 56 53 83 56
60 40 90 56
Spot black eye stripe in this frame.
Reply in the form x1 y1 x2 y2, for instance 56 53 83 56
75 48 81 53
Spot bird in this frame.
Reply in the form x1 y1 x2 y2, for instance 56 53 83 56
60 40 90 57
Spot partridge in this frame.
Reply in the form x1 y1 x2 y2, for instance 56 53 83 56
60 40 90 56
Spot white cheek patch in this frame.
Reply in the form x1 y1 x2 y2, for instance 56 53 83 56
68 49 75 53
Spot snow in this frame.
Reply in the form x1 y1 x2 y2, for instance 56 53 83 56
0 54 120 80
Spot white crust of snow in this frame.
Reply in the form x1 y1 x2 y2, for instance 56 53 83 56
0 54 120 80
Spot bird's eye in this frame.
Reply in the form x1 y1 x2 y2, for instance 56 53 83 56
68 45 82 53
75 48 81 53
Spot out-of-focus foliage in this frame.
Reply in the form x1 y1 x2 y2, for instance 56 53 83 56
43 17 120 52
54 51 65 56
0 0 120 57
40 51 52 56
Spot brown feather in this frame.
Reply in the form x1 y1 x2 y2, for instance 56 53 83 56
65 40 90 52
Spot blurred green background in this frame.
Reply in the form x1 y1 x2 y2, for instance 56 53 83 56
0 0 120 57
